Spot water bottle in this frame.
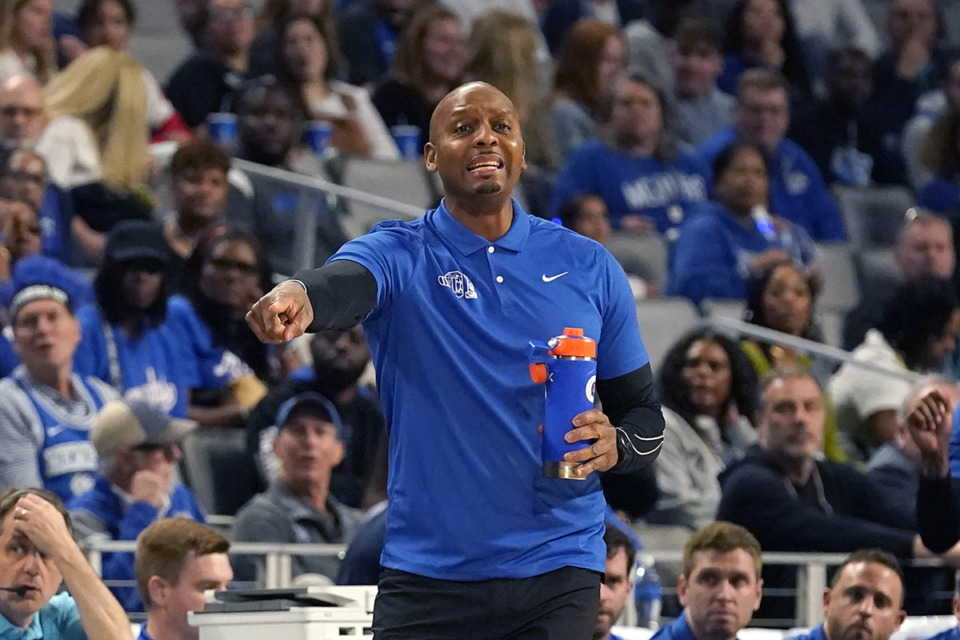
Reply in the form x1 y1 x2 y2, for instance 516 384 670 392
528 327 597 480
751 205 777 241
634 553 662 629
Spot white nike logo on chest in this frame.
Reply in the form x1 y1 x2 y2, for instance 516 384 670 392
541 272 568 282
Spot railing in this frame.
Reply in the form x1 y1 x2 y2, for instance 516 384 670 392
80 539 953 627
705 315 923 383
229 159 424 274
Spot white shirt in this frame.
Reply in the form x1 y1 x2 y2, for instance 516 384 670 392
35 115 102 188
308 80 399 161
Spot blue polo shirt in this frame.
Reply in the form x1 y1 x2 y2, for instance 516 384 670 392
651 611 696 640
790 624 827 640
925 626 960 640
329 199 649 581
0 593 85 640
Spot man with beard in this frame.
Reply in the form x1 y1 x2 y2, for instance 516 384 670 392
789 550 906 640
246 325 387 509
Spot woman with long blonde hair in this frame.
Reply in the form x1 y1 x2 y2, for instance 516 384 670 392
44 46 149 196
0 0 55 84
464 11 558 172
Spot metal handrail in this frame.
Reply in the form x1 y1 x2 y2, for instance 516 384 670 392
230 158 426 273
705 315 923 383
80 538 950 627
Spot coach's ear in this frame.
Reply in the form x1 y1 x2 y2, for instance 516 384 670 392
424 142 437 174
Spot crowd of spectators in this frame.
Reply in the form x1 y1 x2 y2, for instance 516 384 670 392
4 0 960 627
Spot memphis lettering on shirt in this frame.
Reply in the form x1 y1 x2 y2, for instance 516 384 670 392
328 199 651 582
621 172 709 213
549 140 711 232
72 295 245 419
9 367 115 502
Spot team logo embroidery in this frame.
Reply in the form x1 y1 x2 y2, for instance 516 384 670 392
438 271 478 299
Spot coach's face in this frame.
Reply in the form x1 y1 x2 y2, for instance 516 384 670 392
424 82 526 204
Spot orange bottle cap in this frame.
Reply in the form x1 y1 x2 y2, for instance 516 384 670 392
550 327 596 358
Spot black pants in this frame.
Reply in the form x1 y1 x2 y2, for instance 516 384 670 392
372 566 602 640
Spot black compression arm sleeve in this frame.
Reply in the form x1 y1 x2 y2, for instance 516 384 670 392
596 363 665 475
292 260 378 332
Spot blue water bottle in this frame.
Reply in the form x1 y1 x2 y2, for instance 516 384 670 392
635 553 662 629
528 327 597 480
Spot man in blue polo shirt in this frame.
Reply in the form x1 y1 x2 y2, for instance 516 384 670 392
0 487 131 640
247 81 665 639
789 550 906 640
651 521 762 640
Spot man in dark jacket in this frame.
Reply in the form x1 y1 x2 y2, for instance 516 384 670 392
717 368 938 620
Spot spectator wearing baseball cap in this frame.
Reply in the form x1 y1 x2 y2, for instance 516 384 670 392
68 397 205 611
233 392 363 583
0 255 116 503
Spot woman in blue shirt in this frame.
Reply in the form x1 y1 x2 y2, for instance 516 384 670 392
668 141 816 305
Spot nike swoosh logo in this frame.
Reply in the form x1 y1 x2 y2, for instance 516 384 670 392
46 426 65 438
542 272 568 282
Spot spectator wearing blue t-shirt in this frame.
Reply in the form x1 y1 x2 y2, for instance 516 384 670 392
549 70 710 238
73 221 199 418
698 68 846 242
337 0 414 87
668 142 816 304
74 221 261 424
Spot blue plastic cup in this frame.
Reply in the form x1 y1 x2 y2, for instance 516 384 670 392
305 121 334 156
391 125 421 160
207 113 237 148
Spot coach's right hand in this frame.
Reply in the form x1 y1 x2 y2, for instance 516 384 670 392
246 281 314 343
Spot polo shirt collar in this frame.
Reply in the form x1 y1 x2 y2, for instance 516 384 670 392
0 609 42 640
434 199 530 256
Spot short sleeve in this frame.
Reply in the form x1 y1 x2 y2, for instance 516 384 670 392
597 249 649 380
166 297 247 389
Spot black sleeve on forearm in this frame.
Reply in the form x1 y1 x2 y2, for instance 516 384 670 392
292 260 378 332
917 474 960 554
596 363 665 475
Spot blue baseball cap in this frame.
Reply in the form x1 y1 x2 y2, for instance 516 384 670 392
274 392 343 437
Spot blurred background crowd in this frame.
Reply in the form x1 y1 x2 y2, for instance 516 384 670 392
5 0 960 628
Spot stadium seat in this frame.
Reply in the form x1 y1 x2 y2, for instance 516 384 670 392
180 428 260 517
813 244 859 313
339 158 438 238
854 247 898 295
833 185 914 249
701 298 747 322
607 233 669 288
635 297 703 372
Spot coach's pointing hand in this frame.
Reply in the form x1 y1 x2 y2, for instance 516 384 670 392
246 281 315 343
